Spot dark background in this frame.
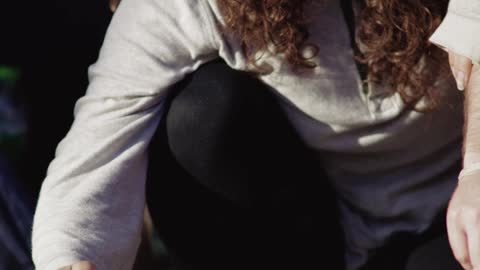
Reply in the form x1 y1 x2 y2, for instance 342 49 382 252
0 3 170 268
1 0 113 199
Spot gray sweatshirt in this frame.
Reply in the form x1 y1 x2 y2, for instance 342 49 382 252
31 0 480 269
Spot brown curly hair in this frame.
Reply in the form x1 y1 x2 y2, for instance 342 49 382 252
360 0 451 110
217 0 451 111
110 0 451 111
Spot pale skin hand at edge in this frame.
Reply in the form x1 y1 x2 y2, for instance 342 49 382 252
448 50 480 270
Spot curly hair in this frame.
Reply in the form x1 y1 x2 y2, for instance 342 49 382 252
358 0 451 111
217 0 451 111
109 0 451 111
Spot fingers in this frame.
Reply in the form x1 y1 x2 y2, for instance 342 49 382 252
447 209 473 269
464 208 480 270
58 261 96 270
449 52 473 91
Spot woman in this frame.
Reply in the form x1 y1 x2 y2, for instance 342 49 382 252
31 0 480 269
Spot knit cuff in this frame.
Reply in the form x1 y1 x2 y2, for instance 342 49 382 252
429 8 480 65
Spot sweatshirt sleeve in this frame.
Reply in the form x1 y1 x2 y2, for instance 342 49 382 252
429 0 480 65
31 0 220 269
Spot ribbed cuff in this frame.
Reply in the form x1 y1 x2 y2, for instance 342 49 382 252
459 162 480 180
39 256 82 270
429 10 480 65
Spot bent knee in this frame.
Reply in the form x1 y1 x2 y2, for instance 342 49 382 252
165 59 266 161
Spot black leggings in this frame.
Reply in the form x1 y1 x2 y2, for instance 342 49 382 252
146 59 462 270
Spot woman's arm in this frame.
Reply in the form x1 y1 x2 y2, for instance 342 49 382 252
31 0 220 269
427 2 480 268
446 66 480 269
444 61 480 270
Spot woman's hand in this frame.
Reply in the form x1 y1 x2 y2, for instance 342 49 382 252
58 261 96 270
449 52 475 91
448 59 480 269
447 173 480 270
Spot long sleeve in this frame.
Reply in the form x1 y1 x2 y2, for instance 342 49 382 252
429 0 480 64
31 0 220 269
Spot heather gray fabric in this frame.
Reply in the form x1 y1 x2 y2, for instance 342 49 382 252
32 0 475 269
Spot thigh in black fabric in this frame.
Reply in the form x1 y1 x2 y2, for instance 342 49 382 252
146 59 346 270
